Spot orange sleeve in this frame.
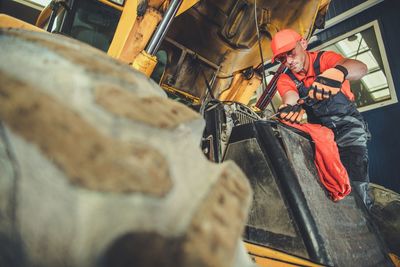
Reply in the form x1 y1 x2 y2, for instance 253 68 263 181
319 51 355 100
319 51 344 72
277 73 298 98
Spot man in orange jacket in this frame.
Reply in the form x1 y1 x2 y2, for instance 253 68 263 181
271 29 372 208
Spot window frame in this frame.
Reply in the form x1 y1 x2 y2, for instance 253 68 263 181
313 20 397 112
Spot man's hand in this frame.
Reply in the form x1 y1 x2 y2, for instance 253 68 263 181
309 65 348 100
278 103 305 123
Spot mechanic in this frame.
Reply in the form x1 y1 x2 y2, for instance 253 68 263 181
272 29 372 208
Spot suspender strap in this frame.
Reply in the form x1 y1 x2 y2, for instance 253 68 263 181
286 71 302 88
287 71 309 98
313 51 325 76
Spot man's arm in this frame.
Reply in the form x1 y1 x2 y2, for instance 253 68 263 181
309 56 368 100
282 90 300 105
278 91 305 123
277 75 300 105
336 58 368 81
276 76 305 123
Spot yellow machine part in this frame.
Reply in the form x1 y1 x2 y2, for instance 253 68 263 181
219 72 261 105
108 0 199 61
35 4 52 28
245 242 325 267
118 8 162 64
131 50 158 77
176 0 199 16
161 84 201 105
0 14 45 32
107 0 139 59
98 0 124 11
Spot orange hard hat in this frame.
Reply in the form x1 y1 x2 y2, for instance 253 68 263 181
271 29 302 62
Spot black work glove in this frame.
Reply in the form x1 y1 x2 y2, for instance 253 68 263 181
309 65 348 100
278 103 305 124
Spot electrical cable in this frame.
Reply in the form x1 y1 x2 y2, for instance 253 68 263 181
200 67 215 100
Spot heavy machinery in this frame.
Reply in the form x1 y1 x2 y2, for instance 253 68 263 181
0 0 399 266
29 0 330 107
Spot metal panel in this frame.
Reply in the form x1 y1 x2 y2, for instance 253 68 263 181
224 123 309 259
224 121 394 266
278 125 393 267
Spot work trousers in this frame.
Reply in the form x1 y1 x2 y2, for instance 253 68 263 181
339 145 372 209
329 113 372 208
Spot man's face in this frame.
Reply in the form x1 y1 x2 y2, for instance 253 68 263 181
276 42 307 73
